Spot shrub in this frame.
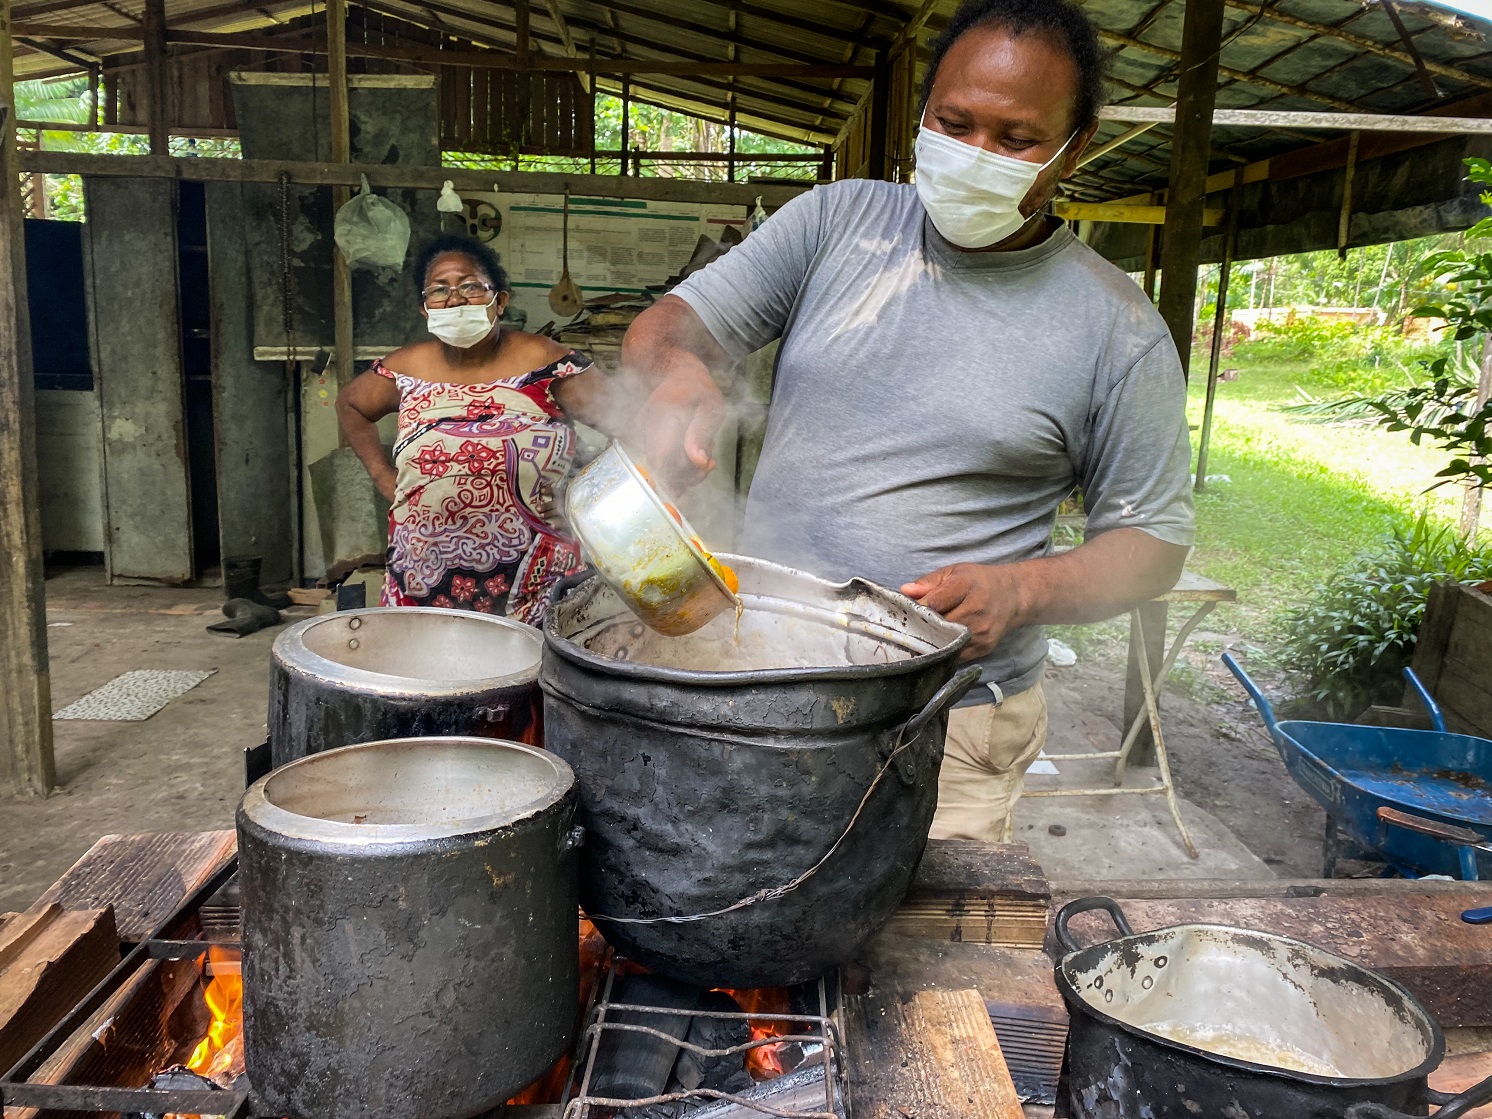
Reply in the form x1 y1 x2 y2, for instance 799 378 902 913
1279 515 1492 719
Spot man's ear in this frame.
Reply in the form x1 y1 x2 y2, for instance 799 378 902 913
1062 122 1102 178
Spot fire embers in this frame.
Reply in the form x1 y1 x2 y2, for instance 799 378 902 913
135 946 246 1119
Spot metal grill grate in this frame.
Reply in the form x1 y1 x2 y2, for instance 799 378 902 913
562 961 850 1119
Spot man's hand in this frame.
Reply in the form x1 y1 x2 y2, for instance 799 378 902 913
902 531 1188 662
902 564 1023 660
641 364 726 493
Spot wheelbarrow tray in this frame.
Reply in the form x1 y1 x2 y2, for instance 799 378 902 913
1271 719 1492 877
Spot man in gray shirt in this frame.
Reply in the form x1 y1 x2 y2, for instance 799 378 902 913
622 0 1194 842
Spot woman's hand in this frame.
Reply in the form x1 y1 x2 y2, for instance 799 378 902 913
372 463 398 504
335 369 401 503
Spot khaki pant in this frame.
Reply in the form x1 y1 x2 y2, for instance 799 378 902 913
930 684 1049 844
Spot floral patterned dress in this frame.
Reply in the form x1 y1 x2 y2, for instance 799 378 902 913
374 351 590 626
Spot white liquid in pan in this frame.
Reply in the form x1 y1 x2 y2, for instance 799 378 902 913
1143 1021 1344 1077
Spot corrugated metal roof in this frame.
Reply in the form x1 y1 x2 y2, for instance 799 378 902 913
11 0 1492 192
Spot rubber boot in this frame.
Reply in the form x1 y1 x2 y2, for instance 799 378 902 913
222 554 291 609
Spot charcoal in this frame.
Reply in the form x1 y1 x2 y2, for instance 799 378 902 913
590 974 703 1101
674 991 752 1091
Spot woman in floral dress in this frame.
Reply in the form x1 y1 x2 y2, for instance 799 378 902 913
336 234 621 625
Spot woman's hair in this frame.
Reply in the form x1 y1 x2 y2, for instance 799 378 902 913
413 233 510 299
920 0 1106 132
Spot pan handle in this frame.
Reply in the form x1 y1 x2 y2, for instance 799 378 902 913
547 565 596 608
1403 667 1448 733
1054 896 1135 954
1377 806 1490 882
1346 1073 1492 1119
1221 653 1280 735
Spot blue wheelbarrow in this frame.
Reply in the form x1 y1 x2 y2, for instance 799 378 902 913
1223 654 1492 880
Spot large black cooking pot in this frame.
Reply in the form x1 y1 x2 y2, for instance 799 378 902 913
541 556 978 989
238 736 582 1119
268 607 543 768
1054 896 1492 1119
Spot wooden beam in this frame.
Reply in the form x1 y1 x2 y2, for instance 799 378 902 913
141 0 165 154
1099 104 1492 133
16 149 815 205
540 0 582 91
0 0 57 798
1078 117 1162 165
1052 200 1223 225
831 0 937 151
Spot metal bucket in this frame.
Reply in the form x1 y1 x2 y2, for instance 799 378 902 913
541 557 977 988
268 607 543 767
238 736 582 1119
1054 896 1492 1119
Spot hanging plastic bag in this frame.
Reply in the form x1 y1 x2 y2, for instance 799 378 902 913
334 173 411 270
436 180 464 213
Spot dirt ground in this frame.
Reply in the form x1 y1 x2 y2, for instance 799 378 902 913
1 566 1333 914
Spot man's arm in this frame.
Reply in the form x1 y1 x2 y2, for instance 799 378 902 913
620 295 731 491
903 529 1187 660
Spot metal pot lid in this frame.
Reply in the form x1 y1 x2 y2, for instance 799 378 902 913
240 736 574 846
273 607 542 698
545 555 969 685
1056 921 1442 1087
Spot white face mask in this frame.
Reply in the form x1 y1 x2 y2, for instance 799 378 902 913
914 126 1075 249
426 303 497 348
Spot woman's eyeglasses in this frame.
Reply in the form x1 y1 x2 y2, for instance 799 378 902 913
422 281 497 308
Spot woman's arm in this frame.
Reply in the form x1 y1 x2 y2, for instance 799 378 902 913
335 370 401 503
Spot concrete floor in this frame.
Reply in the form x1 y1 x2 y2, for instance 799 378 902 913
2 567 1271 914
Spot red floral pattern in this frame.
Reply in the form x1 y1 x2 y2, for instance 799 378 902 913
374 351 590 625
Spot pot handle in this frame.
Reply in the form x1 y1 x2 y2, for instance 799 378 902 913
1346 1073 1492 1119
547 565 596 608
1054 896 1135 954
899 666 984 746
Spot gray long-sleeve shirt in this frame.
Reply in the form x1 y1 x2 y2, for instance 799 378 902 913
674 179 1194 696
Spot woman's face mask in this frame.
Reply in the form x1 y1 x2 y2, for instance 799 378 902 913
914 126 1075 249
426 301 498 349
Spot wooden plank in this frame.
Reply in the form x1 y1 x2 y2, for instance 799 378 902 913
0 906 119 1079
1099 105 1492 135
17 149 811 207
32 832 236 942
1434 662 1492 739
1159 568 1236 602
891 840 1049 947
0 0 56 799
1067 894 1492 1027
848 985 1024 1119
1429 1050 1492 1119
1409 580 1460 697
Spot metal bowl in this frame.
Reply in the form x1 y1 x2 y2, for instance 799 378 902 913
563 442 738 636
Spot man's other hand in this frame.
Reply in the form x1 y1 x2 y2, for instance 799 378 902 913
641 365 725 493
902 563 1019 660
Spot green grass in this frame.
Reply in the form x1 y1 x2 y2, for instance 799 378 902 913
1182 350 1462 648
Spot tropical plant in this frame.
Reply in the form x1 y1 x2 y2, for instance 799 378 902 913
12 75 94 125
1279 514 1492 718
1366 158 1492 493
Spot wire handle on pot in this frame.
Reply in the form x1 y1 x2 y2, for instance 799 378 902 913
1346 1073 1492 1119
880 666 983 786
588 666 981 928
1054 896 1135 954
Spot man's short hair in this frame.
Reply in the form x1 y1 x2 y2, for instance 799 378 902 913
921 0 1107 132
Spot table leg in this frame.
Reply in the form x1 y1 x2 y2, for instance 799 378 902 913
1123 601 1168 767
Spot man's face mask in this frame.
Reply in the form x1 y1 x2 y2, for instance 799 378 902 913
914 126 1075 249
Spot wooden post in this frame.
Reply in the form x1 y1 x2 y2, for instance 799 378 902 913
619 75 629 176
1154 0 1225 380
1142 219 1159 302
0 0 57 797
328 0 354 399
1338 130 1359 260
1195 170 1243 492
142 0 168 155
1126 0 1224 766
867 51 889 181
726 97 736 183
514 0 530 153
587 37 597 175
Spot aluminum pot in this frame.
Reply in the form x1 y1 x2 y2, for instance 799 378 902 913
238 736 582 1119
563 441 737 636
541 557 978 989
1054 896 1492 1119
268 607 542 767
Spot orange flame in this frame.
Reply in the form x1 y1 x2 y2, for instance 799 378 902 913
186 945 244 1084
718 987 795 1080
